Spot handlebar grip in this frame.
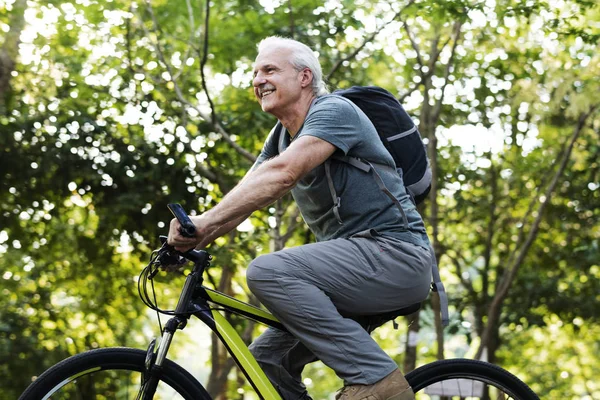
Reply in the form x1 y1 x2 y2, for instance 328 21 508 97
167 203 196 238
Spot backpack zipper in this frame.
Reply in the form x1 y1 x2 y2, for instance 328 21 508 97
387 126 417 141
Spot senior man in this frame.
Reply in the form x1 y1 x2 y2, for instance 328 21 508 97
168 36 432 400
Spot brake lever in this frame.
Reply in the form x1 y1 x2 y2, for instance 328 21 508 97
151 237 187 277
148 264 161 279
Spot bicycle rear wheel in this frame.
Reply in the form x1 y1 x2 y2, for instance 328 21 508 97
19 347 211 400
405 359 539 400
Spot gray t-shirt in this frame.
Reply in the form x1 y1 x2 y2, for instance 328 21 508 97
253 95 430 249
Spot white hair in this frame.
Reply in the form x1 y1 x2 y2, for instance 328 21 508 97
257 36 329 97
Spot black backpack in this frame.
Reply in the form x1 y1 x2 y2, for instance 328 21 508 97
275 86 432 205
333 86 432 205
275 86 432 227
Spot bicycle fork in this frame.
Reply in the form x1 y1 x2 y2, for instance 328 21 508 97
140 316 188 399
140 267 201 399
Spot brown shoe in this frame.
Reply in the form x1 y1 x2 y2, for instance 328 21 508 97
335 369 415 400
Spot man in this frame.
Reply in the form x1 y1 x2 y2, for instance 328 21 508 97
168 36 432 400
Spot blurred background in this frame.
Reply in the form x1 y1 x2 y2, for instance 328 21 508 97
0 0 598 398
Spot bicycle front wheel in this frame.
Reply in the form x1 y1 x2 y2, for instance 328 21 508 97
19 347 211 400
406 359 539 400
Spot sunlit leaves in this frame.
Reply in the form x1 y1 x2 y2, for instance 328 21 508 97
1 0 599 398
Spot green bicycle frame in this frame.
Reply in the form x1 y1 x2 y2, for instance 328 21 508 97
191 286 285 400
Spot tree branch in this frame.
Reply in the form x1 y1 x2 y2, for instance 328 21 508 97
199 0 216 126
143 1 256 163
503 142 558 272
326 0 416 82
288 0 295 38
431 20 463 122
482 154 497 300
427 24 442 73
196 0 255 162
402 21 425 75
0 0 27 114
171 0 197 81
428 22 456 74
445 250 476 297
398 84 421 104
399 18 462 107
196 162 235 194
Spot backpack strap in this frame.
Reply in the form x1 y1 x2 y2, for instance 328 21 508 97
324 160 343 225
329 155 409 231
429 244 449 326
276 122 285 154
362 160 409 231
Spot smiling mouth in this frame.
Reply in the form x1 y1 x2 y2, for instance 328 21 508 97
261 90 275 98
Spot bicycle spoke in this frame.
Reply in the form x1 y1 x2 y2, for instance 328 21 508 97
414 377 524 399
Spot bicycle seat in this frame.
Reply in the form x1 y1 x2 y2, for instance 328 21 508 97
372 302 421 319
347 303 421 333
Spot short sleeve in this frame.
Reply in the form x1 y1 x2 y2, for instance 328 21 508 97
296 96 364 155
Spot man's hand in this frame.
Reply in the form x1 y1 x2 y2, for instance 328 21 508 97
167 215 211 252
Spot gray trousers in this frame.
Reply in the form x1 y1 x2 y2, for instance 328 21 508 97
246 230 432 400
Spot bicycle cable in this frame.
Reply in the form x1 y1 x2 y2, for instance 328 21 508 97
137 246 188 335
138 243 201 301
137 249 164 332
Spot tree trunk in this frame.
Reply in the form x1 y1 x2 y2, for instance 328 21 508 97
0 0 27 114
402 310 420 372
428 127 445 360
406 19 463 363
420 75 445 360
475 107 597 360
207 265 234 398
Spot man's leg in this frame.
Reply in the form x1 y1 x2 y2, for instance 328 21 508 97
246 233 431 388
248 327 317 400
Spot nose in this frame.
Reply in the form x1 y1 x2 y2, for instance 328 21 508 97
253 72 266 88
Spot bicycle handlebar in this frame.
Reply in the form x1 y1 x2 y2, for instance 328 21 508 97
167 203 196 238
152 204 212 271
157 234 210 266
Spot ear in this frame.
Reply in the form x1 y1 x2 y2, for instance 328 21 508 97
299 68 314 89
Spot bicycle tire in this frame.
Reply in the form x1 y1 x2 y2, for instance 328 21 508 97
405 358 539 400
19 347 212 400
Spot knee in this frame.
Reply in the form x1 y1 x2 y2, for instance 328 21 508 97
247 254 272 281
246 254 278 295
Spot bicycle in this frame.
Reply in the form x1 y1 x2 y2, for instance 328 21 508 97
19 204 539 400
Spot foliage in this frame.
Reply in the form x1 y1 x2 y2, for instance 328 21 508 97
1 0 598 398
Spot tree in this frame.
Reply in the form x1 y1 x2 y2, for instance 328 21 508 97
2 0 598 398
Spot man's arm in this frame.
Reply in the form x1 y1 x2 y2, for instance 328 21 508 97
168 135 337 250
186 214 246 248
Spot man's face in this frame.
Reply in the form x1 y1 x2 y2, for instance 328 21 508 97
252 46 304 114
